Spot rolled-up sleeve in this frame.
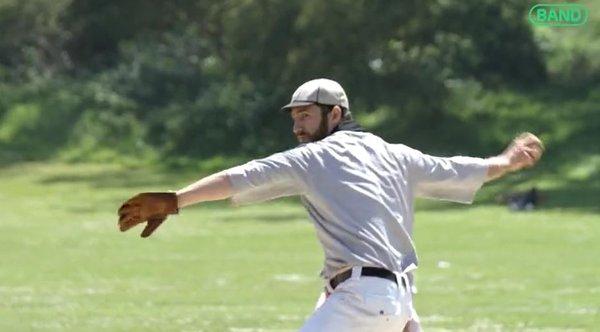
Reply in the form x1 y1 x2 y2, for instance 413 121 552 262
225 147 310 206
391 144 489 203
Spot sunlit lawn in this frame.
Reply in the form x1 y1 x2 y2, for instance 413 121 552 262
1 163 598 331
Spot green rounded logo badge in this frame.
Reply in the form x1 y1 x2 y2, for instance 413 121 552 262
529 3 589 27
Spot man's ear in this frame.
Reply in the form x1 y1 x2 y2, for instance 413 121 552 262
330 105 343 125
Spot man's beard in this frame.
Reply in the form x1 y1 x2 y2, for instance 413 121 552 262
298 114 330 143
312 114 330 141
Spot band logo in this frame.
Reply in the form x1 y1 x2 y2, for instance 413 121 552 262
529 3 589 27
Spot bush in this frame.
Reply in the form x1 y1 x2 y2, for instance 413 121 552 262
0 79 82 160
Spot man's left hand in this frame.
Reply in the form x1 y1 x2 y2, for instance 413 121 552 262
117 192 179 238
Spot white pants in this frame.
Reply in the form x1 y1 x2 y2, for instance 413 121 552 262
299 266 416 332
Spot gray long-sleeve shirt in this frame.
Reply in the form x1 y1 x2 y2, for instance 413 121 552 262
226 131 488 279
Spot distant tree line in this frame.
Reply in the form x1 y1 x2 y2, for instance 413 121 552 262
0 0 576 163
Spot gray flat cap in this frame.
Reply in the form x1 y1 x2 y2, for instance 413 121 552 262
281 78 350 111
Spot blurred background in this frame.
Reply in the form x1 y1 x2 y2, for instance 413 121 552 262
1 0 598 166
0 0 598 331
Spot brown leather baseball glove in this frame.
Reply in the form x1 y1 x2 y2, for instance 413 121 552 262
117 192 179 238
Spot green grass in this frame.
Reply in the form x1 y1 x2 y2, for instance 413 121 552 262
1 162 598 331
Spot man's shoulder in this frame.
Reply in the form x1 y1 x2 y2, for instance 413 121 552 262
328 132 421 159
291 131 398 156
323 130 380 143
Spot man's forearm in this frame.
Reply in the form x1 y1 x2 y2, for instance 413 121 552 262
175 170 234 208
484 155 512 182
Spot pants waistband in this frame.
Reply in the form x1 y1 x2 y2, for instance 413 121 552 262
328 266 407 291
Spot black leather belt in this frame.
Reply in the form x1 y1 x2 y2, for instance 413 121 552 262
329 266 406 290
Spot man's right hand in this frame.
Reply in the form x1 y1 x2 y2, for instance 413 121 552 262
117 192 179 238
502 132 544 172
485 132 544 182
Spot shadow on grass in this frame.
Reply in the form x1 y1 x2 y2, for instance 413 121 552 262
537 183 600 213
499 159 598 213
37 167 198 189
32 153 598 215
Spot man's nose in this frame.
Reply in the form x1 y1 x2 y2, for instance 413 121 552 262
293 122 303 135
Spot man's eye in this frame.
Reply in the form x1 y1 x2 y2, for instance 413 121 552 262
291 113 309 121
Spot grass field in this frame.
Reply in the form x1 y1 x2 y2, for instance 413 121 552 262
1 162 598 331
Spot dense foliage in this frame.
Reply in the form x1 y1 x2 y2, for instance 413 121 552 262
0 0 598 164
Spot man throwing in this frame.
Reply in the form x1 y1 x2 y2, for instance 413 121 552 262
117 78 544 331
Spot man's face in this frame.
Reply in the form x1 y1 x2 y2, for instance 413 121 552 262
290 104 330 143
